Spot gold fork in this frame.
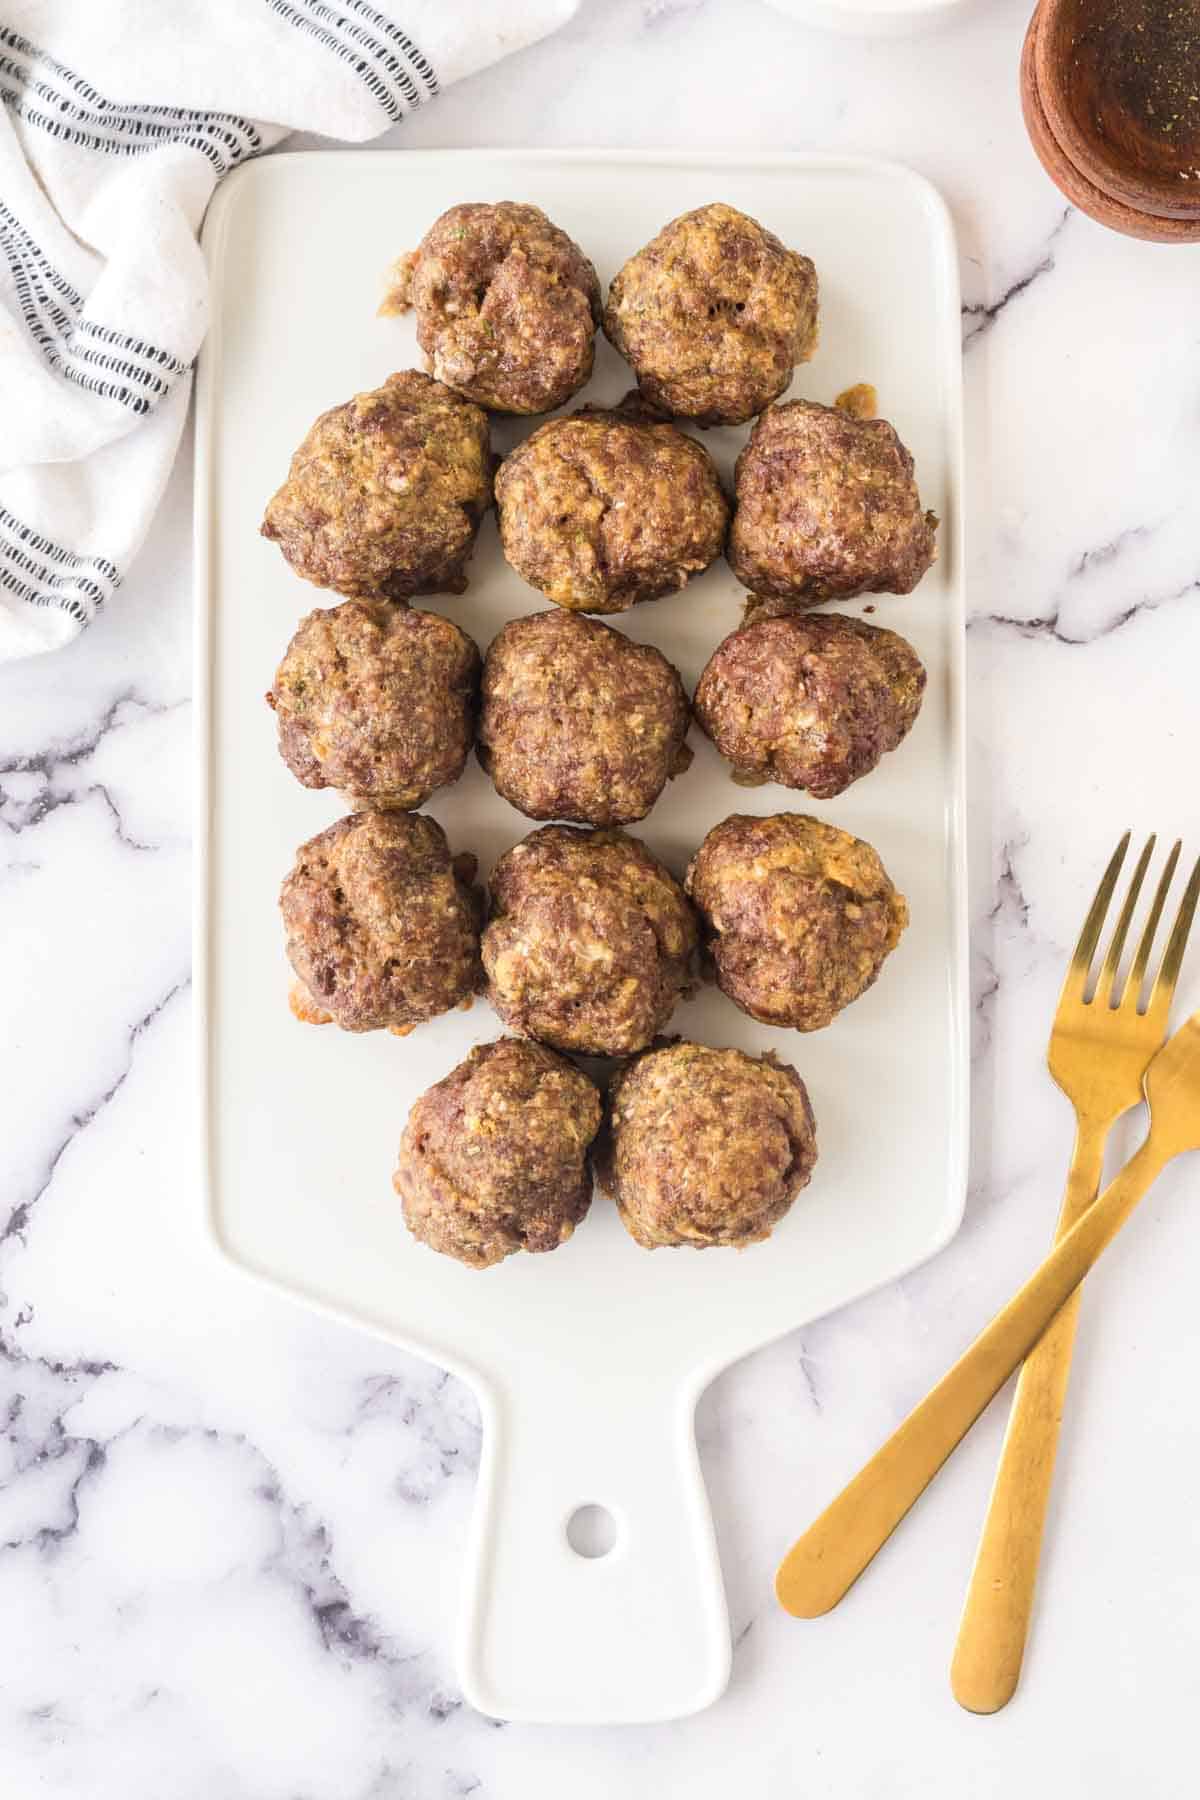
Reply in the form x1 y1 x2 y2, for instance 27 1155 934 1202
776 1001 1200 1621
951 833 1199 1712
775 836 1200 1624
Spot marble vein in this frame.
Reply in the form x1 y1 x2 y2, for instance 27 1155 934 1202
961 208 1071 347
991 834 1032 929
797 1345 822 1415
1 977 189 1247
232 1422 472 1723
971 833 1032 1065
970 572 1200 646
1070 523 1155 580
972 952 1001 1064
352 1372 482 1505
0 693 187 848
0 691 176 789
0 1325 121 1575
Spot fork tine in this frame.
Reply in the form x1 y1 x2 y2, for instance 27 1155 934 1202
1098 834 1155 1005
1061 831 1130 1001
1123 839 1182 1007
1145 850 1200 1017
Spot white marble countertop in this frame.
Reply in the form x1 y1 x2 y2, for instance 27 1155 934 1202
4 0 1200 1791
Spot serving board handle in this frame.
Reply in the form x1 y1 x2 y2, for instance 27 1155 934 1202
457 1368 730 1724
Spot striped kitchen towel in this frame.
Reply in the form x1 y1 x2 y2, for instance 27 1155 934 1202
0 0 579 661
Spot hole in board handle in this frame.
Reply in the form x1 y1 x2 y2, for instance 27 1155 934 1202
566 1504 617 1559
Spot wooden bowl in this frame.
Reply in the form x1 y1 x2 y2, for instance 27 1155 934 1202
1035 0 1200 221
1020 6 1200 243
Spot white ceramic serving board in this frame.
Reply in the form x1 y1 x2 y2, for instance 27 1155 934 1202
196 150 966 1726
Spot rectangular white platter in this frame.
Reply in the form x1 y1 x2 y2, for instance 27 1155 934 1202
197 150 966 1726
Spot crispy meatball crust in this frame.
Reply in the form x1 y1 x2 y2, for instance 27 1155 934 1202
494 410 729 614
389 202 602 415
268 602 480 809
261 371 492 601
694 608 926 799
280 811 482 1033
685 813 908 1031
603 203 819 427
394 1038 602 1270
728 400 938 603
479 610 692 824
597 1041 817 1249
482 825 699 1056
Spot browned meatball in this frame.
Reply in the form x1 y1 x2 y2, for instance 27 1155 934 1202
603 203 819 427
280 811 482 1033
482 825 698 1056
597 1041 817 1249
386 202 602 415
494 410 729 614
694 608 926 799
261 371 492 601
685 813 908 1031
394 1038 601 1270
268 602 480 809
729 400 938 603
478 610 692 824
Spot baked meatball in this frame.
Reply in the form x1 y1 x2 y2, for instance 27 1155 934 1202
597 1041 817 1250
685 812 908 1031
728 400 938 603
280 811 481 1033
603 203 819 426
693 607 925 799
482 825 698 1056
268 602 480 809
386 202 602 415
494 409 729 614
394 1038 601 1270
479 610 692 824
261 371 492 601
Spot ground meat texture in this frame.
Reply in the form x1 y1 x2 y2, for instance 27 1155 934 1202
387 202 602 415
280 811 482 1033
728 400 938 603
693 609 925 799
394 1038 601 1270
603 203 819 427
261 371 492 601
597 1041 817 1249
494 411 728 614
478 610 692 824
685 812 908 1031
482 825 698 1056
268 602 480 809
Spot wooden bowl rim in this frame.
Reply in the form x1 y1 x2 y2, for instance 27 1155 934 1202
1020 8 1200 243
1033 0 1200 223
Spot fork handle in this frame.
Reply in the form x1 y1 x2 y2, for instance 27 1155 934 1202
774 1137 1167 1620
950 1119 1108 1713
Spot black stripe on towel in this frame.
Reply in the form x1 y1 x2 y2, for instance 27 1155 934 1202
0 226 151 413
0 202 189 413
266 0 438 115
0 535 111 607
76 320 190 378
0 562 90 624
0 29 261 174
341 0 438 95
296 0 428 110
0 505 119 585
0 512 121 623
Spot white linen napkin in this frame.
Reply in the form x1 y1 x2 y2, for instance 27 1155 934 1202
0 0 580 661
